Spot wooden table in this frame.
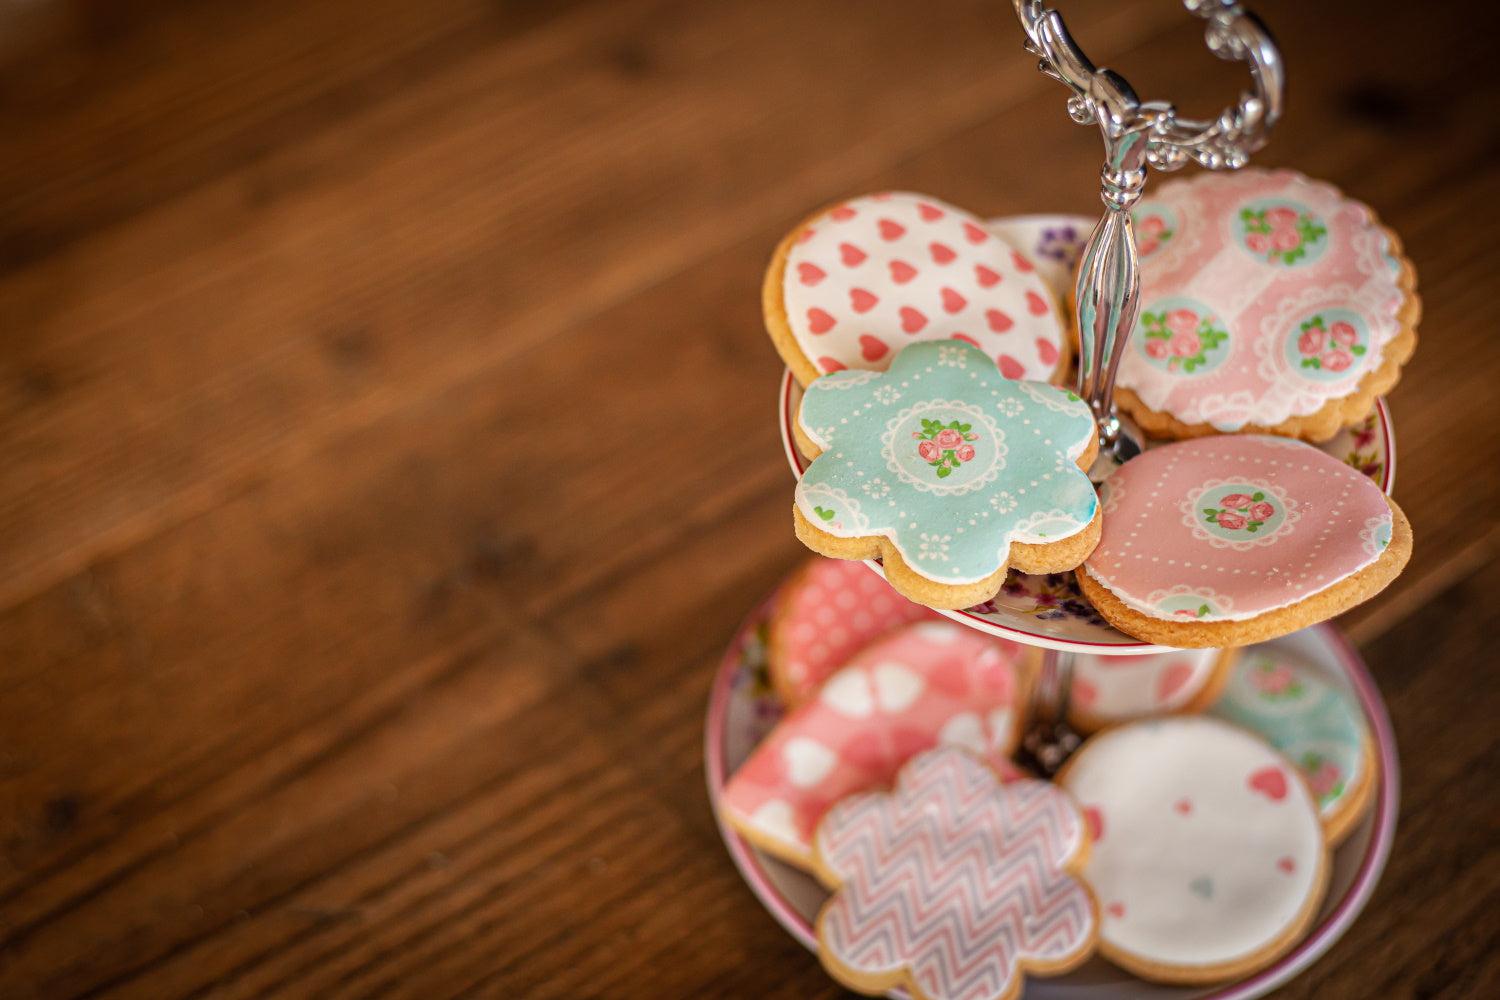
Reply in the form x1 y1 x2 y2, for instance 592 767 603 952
1 1 1496 996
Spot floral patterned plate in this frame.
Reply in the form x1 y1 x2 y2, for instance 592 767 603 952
775 211 1395 655
706 597 1399 1000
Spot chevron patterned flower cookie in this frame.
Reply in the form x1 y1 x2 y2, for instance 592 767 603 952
811 747 1098 1000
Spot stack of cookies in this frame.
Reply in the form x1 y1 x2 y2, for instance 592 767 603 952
713 171 1411 998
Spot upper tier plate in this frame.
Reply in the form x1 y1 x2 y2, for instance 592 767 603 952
775 214 1396 654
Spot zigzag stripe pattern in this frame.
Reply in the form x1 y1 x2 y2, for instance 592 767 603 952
816 749 1095 1000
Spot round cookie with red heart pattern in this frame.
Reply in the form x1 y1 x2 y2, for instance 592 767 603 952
1057 716 1329 985
765 192 1069 387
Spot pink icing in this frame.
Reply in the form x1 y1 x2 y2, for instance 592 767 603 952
1118 169 1406 430
722 621 1024 864
771 558 943 705
1087 436 1393 622
817 749 1094 1000
784 192 1064 381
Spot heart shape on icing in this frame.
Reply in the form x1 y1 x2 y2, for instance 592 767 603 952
1249 765 1288 801
779 192 1066 385
782 736 838 788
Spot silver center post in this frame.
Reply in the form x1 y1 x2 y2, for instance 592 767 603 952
1011 0 1284 774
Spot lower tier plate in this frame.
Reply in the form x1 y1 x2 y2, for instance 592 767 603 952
705 596 1399 1000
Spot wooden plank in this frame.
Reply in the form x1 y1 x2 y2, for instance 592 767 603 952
0 0 1172 612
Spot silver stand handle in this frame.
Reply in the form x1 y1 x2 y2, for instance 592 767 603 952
1015 0 1284 468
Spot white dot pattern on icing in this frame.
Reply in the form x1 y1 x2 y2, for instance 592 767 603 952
1060 717 1324 969
1085 435 1392 622
784 192 1065 381
1118 169 1407 430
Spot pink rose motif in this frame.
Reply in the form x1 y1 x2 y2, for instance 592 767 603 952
1298 327 1327 355
1170 332 1200 358
1248 501 1275 521
1265 206 1299 228
1253 664 1294 695
1139 216 1166 236
1322 348 1355 372
1165 309 1199 337
934 428 964 449
917 440 939 462
1218 493 1253 509
1216 511 1246 530
1139 234 1161 256
1246 232 1270 253
1330 320 1358 346
1272 228 1300 252
1146 339 1169 359
1308 760 1342 798
956 444 976 462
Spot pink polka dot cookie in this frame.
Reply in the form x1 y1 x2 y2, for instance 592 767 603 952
765 192 1069 387
1059 717 1328 985
720 621 1027 869
1067 647 1238 733
813 747 1097 1000
1114 169 1419 443
768 558 944 706
1076 435 1411 647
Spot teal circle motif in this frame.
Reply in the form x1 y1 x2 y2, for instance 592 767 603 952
1283 307 1369 383
1132 201 1179 259
1236 197 1329 267
1136 296 1231 377
1193 481 1288 543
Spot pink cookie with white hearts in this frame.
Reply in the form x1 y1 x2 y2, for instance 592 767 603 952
1068 647 1238 733
765 192 1069 387
813 747 1097 1000
720 621 1027 869
768 558 944 706
1058 716 1328 985
1076 435 1411 647
1115 168 1419 443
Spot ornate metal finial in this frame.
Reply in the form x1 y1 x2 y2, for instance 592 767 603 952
1014 0 1284 469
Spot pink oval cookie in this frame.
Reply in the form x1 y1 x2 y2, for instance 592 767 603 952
720 621 1026 868
1078 435 1406 644
772 192 1066 386
769 558 943 706
816 748 1097 1000
1117 169 1415 440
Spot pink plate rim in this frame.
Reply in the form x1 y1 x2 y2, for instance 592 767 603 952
776 369 1397 655
704 596 1401 999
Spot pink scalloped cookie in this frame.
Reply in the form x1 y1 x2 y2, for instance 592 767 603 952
812 747 1097 1000
1058 717 1328 984
765 192 1069 387
1076 435 1410 647
721 621 1027 868
769 558 944 706
1113 169 1418 443
1068 647 1237 733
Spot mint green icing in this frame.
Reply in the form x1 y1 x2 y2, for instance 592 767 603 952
794 340 1098 585
1210 651 1367 814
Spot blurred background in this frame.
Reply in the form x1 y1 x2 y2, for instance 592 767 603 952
0 0 1496 996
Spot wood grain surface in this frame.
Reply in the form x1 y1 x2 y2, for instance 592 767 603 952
1 1 1496 996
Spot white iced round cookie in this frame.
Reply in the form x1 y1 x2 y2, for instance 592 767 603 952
1058 716 1328 984
1067 647 1232 732
768 192 1068 387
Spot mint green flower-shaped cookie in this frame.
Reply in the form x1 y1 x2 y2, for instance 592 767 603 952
793 339 1101 609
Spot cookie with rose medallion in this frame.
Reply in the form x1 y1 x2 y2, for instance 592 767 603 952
1076 434 1411 647
791 338 1101 610
1112 168 1419 443
765 192 1071 387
